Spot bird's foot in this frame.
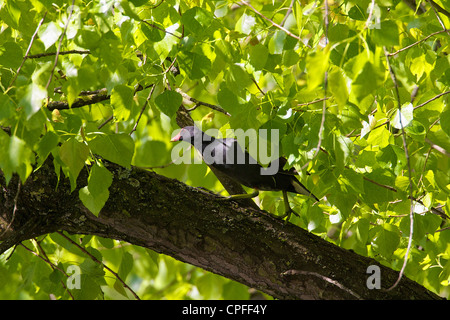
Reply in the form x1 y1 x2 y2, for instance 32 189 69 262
216 190 259 201
278 206 300 222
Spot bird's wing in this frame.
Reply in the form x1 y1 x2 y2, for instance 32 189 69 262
219 138 259 165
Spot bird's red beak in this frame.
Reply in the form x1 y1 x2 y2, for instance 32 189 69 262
170 131 182 142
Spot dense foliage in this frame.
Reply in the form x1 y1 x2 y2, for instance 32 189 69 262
1 0 449 299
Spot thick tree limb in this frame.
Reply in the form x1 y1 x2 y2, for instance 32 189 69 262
0 159 442 300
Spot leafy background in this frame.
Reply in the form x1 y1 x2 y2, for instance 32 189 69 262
1 0 450 299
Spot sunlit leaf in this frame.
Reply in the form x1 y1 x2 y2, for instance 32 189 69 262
391 103 413 129
154 90 182 117
89 134 134 168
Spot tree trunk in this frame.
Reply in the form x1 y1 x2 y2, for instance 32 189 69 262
0 159 442 300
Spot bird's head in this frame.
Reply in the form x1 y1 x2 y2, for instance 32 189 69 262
170 126 199 144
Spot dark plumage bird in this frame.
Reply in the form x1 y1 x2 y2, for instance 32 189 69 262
171 126 319 218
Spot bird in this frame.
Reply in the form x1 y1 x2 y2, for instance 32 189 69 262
171 126 319 220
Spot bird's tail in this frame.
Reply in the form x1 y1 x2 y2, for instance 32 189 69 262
291 179 319 202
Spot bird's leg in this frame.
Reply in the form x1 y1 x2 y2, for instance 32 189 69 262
279 190 300 221
216 189 259 200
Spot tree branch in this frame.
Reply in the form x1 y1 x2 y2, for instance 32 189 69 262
27 50 91 59
45 0 76 91
7 12 47 91
47 89 110 111
175 88 231 116
0 159 442 300
239 1 302 43
384 47 415 292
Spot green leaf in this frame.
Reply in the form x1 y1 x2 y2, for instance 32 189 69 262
307 205 324 232
440 107 450 137
141 23 164 42
249 44 268 70
35 131 59 167
89 134 134 168
118 251 133 280
372 20 399 47
79 163 112 216
355 218 370 244
133 140 168 167
179 52 212 80
59 138 90 190
217 85 241 114
328 69 348 108
64 78 80 108
0 42 23 68
0 134 34 183
351 62 383 102
20 83 47 119
328 24 350 43
373 224 400 259
366 126 390 148
293 1 303 31
334 135 353 171
348 5 366 20
154 90 182 117
79 186 109 216
268 30 287 55
225 64 253 95
362 169 395 204
400 213 442 242
340 168 364 194
391 103 413 129
377 144 407 175
38 22 62 50
405 120 426 139
395 175 410 191
306 50 329 90
153 29 180 63
111 85 135 121
119 0 140 20
236 12 256 35
87 163 113 197
182 6 213 36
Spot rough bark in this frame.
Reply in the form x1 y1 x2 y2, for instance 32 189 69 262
0 159 442 300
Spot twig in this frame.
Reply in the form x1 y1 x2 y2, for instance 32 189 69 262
251 78 266 96
19 241 75 299
417 147 433 187
428 0 450 18
47 89 110 111
98 115 114 130
134 160 175 170
425 137 450 157
294 97 329 109
362 176 397 192
280 0 295 27
6 12 47 91
57 231 141 300
436 226 450 233
427 0 450 34
175 88 231 116
383 47 414 292
27 50 91 59
388 29 447 56
130 85 156 135
414 90 450 110
240 1 301 42
301 0 329 170
281 269 362 299
365 0 376 30
162 57 177 90
45 0 76 91
140 20 182 39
